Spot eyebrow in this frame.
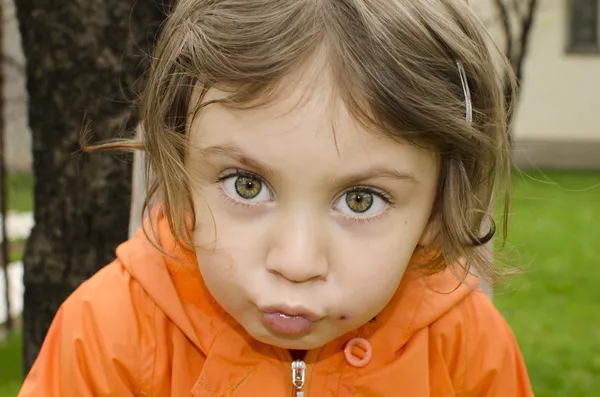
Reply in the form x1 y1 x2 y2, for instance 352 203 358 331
334 167 418 186
201 144 277 180
200 143 418 185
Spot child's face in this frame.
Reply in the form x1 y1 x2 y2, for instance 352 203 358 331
186 70 439 350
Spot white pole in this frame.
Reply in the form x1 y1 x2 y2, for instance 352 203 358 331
128 129 145 239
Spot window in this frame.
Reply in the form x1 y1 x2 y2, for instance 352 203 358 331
568 0 600 52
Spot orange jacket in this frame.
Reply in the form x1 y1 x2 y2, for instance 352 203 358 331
19 220 533 396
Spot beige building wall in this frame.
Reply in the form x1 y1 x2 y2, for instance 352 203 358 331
475 0 600 141
512 0 600 141
474 0 600 169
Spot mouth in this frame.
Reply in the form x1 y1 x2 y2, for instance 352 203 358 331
260 306 322 336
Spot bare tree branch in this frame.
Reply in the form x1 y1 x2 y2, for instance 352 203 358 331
514 0 539 82
510 0 523 19
492 0 514 63
491 0 540 83
489 0 540 145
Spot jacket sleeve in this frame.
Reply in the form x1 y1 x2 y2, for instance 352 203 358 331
18 262 149 397
455 291 534 397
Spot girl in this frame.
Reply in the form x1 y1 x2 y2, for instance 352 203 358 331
19 0 533 396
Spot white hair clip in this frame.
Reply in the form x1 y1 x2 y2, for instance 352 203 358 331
456 0 473 124
456 60 473 124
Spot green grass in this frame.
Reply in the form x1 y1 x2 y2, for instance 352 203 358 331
9 239 26 263
494 170 600 396
6 172 33 264
0 332 22 396
0 173 31 395
0 171 598 395
7 173 33 213
9 251 22 264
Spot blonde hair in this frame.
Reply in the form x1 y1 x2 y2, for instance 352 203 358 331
86 0 516 281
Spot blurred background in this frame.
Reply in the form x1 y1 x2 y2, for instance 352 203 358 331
0 0 599 396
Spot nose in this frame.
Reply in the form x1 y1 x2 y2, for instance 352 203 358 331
265 211 329 283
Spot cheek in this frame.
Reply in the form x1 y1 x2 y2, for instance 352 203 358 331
195 249 233 293
346 252 410 292
334 232 417 317
193 200 260 311
193 193 260 247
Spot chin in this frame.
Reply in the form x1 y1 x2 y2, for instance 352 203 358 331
252 328 329 350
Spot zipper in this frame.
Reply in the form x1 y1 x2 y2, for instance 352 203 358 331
291 360 306 397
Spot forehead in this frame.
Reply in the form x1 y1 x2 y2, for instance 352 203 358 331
188 70 437 180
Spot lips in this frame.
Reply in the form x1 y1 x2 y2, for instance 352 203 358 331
260 306 321 335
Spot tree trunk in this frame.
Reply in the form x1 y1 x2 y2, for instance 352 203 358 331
15 0 166 373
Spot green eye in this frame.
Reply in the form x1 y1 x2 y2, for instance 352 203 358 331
345 191 374 213
234 176 263 199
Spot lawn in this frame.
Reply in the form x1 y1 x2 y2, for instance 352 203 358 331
7 173 33 214
6 172 33 263
1 172 31 396
0 170 599 396
494 170 600 396
0 332 22 397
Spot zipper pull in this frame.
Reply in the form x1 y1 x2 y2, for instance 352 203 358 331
291 360 306 397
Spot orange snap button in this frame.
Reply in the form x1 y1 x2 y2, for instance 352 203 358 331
344 337 372 368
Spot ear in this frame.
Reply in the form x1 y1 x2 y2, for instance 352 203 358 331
418 214 441 248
